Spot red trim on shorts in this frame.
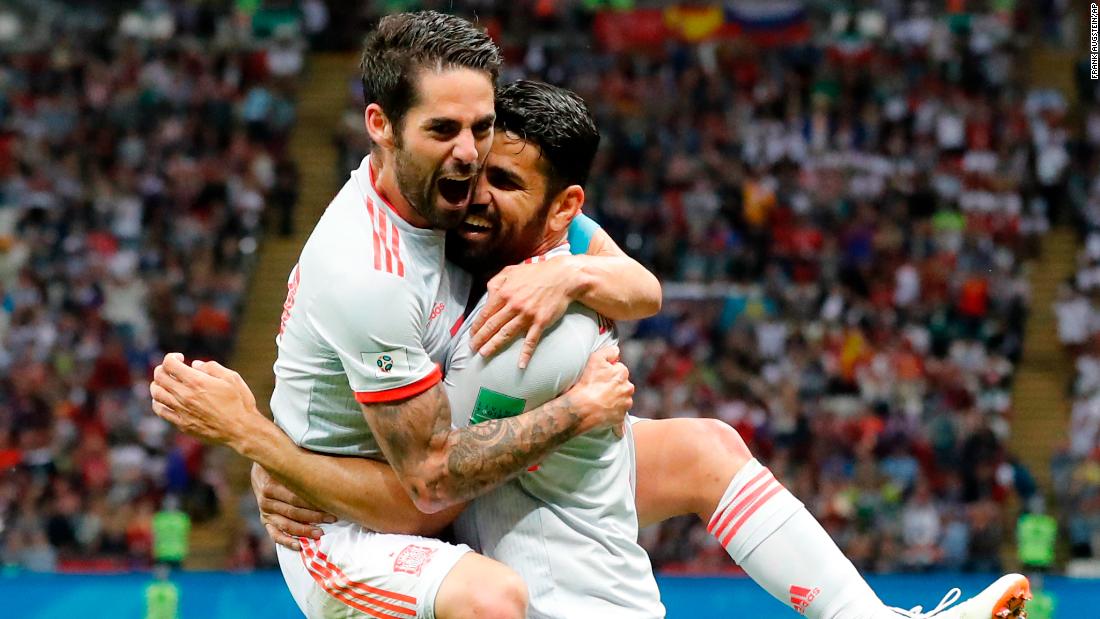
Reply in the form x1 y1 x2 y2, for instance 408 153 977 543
354 365 443 404
298 538 418 617
309 541 419 607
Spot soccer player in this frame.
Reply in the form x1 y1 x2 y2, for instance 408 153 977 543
150 11 661 619
239 81 1030 619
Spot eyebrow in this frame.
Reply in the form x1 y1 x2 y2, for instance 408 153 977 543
489 165 525 188
423 118 459 132
423 114 496 130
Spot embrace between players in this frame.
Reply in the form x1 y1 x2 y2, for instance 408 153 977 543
150 11 1030 619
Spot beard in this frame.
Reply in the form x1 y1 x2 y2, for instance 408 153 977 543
392 141 472 231
446 200 553 278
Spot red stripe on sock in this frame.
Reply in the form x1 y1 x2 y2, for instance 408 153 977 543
721 483 785 547
708 469 773 535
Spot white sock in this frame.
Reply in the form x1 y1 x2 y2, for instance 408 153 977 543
709 459 894 619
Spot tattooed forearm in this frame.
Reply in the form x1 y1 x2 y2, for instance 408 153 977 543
362 384 587 513
440 394 582 502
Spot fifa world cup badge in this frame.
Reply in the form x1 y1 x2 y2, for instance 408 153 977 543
376 354 394 373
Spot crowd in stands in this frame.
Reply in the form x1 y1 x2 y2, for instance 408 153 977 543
1057 239 1100 561
0 1 303 571
586 5 1051 574
0 0 1085 577
1055 68 1100 563
346 0 1070 574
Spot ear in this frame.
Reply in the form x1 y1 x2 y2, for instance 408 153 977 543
364 103 395 150
546 185 584 235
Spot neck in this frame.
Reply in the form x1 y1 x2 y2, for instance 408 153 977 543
469 231 568 291
528 231 568 260
369 154 430 228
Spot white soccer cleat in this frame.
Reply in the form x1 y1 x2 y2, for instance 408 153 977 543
890 574 1031 619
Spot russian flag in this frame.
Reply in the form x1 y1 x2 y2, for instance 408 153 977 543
722 0 810 47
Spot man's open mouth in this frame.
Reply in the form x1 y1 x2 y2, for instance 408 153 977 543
437 176 473 205
459 213 493 237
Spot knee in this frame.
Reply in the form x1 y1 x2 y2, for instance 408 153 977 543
465 569 528 619
435 555 527 619
699 418 752 470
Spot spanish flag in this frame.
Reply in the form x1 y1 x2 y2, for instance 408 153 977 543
664 4 725 42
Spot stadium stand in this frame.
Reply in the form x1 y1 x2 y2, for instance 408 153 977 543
583 4 1046 575
0 1 301 570
1058 92 1100 566
337 0 1067 574
0 0 1090 584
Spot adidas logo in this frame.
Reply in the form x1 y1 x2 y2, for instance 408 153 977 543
789 585 821 615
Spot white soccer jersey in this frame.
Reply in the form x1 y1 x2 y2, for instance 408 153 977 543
445 244 665 619
271 155 470 457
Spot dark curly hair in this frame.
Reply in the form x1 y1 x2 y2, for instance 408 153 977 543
495 80 601 197
360 11 502 131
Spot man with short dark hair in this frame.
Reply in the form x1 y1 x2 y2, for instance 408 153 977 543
159 74 1031 618
151 11 664 619
250 80 1032 619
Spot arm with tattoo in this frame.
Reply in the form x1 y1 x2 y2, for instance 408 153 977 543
238 421 463 535
362 347 630 513
152 346 629 524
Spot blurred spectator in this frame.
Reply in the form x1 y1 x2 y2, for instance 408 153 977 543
152 495 190 569
0 1 301 570
145 564 180 619
1017 507 1058 571
1056 283 1094 355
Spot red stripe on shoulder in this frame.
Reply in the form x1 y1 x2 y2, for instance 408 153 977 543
365 198 383 272
391 221 405 277
365 197 406 277
355 365 442 404
381 214 393 273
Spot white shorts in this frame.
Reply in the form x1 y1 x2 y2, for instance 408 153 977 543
277 520 472 619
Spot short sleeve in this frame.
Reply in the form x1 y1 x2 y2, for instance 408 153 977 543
567 213 601 256
307 272 440 404
444 304 607 428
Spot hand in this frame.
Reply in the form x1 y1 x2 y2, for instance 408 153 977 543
564 345 633 435
251 463 336 551
149 353 267 452
469 257 584 369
